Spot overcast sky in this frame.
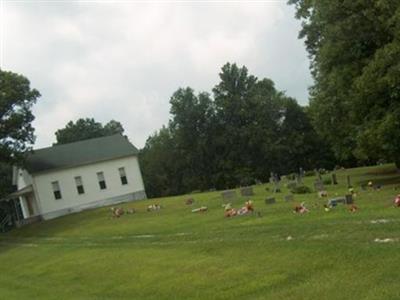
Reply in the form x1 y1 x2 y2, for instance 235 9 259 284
1 0 312 149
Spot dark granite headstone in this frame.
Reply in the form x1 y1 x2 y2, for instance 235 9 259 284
331 173 338 185
346 175 351 188
345 194 353 204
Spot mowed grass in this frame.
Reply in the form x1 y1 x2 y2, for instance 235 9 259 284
1 165 400 299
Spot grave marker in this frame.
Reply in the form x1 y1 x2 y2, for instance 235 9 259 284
345 194 353 204
273 181 281 193
328 197 346 207
347 175 352 188
284 194 294 202
316 169 322 181
265 197 276 205
240 186 254 196
331 173 338 185
314 180 325 192
221 190 237 203
295 174 303 185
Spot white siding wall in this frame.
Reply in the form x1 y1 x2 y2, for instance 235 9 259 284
16 169 34 218
33 155 145 216
17 169 33 189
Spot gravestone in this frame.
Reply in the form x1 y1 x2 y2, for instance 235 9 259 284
347 175 352 188
314 180 325 192
284 194 294 202
265 197 276 205
295 174 302 185
345 194 353 204
328 197 346 207
331 173 338 185
316 169 322 181
270 172 281 193
273 181 281 193
240 186 254 196
221 190 237 203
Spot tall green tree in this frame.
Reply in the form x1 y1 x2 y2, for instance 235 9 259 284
169 88 215 191
0 69 40 165
212 63 259 186
139 126 179 197
277 98 335 172
0 163 13 199
55 118 125 144
140 63 336 197
289 0 400 167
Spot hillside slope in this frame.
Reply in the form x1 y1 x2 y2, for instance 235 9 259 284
1 165 400 299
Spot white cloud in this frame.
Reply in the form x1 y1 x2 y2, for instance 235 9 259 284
2 1 312 149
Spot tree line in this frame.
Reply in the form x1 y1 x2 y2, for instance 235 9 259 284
140 63 334 197
1 1 400 199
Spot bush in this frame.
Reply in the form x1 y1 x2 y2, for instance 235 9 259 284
290 185 312 194
286 173 296 180
318 168 328 175
286 181 297 189
304 170 315 177
322 177 332 185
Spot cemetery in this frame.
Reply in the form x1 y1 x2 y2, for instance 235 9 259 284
2 1 400 298
1 163 400 299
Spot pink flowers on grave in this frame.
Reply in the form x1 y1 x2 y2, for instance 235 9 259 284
394 194 400 207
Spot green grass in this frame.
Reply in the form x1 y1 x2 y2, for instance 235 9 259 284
1 164 400 299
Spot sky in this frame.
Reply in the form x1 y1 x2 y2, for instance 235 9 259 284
1 0 312 149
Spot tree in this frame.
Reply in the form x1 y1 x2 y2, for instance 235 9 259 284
0 69 40 165
140 63 336 197
139 127 179 197
212 63 260 186
169 88 216 191
55 118 125 144
0 163 13 199
289 0 400 167
277 98 335 172
104 120 125 136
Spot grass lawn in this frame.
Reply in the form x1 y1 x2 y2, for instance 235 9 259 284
1 164 400 299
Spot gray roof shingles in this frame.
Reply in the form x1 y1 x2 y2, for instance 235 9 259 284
25 134 139 174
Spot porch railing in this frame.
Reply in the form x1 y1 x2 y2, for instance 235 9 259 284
0 214 12 232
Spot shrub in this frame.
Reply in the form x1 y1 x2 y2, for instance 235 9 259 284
323 177 332 185
318 168 328 175
304 170 315 177
290 185 312 194
286 173 296 180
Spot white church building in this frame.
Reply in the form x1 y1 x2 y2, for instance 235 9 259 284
9 134 146 222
